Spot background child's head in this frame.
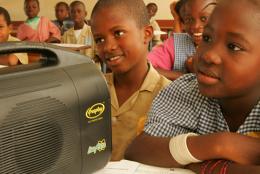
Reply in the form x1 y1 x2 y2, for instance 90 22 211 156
183 0 217 46
0 6 11 42
70 1 86 25
90 0 152 74
146 2 158 19
55 1 70 22
194 0 260 99
174 0 188 24
24 0 40 19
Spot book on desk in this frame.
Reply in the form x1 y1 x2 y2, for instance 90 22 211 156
94 160 195 174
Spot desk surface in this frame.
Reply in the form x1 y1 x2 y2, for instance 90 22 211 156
94 160 195 174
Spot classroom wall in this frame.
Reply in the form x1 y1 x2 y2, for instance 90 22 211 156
0 0 175 21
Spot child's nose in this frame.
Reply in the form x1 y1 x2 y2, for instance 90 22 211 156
104 37 118 52
200 47 221 65
191 20 204 31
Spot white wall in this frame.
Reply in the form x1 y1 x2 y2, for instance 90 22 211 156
0 0 174 21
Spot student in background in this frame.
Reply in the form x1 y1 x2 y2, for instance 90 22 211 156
53 1 74 35
62 0 95 60
0 6 28 66
146 2 162 47
90 0 170 161
148 0 217 80
126 0 260 173
170 0 187 33
17 0 61 43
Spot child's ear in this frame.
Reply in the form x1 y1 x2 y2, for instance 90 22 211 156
8 24 13 34
143 25 153 45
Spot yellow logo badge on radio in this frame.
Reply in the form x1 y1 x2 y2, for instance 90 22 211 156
86 103 105 120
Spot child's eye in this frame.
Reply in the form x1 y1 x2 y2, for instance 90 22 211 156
227 43 243 51
184 17 194 24
202 34 212 43
200 16 208 22
114 31 124 37
94 37 105 44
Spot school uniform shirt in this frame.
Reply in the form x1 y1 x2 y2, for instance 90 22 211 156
144 73 260 138
52 18 74 35
17 16 61 42
61 24 95 59
8 35 28 64
148 33 196 72
105 64 170 161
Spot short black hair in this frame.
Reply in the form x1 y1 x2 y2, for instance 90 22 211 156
91 0 150 28
146 2 158 8
24 0 40 7
55 1 70 11
70 0 86 10
175 0 188 22
0 6 11 25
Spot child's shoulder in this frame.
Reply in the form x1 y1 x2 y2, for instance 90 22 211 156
39 16 52 22
83 24 91 30
143 64 171 91
62 27 75 36
104 73 113 86
172 73 197 87
161 73 203 101
173 33 194 47
82 24 93 35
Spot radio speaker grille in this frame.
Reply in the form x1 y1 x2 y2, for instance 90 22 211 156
0 97 78 174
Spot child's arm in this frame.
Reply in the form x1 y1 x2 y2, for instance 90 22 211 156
45 37 60 43
148 37 186 80
46 17 61 43
68 45 92 51
125 132 180 168
155 67 184 80
188 132 260 165
125 132 260 168
185 56 195 73
0 54 19 66
187 161 260 174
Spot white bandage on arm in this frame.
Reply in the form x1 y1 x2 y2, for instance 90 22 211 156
169 133 202 165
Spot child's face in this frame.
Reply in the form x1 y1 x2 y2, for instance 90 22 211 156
0 15 11 42
70 4 86 24
24 0 40 19
55 4 69 21
147 5 157 19
91 6 152 74
194 0 260 99
183 0 216 46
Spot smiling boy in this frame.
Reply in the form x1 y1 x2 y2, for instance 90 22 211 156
90 0 170 161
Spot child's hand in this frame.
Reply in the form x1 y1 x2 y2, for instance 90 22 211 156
187 132 260 165
185 56 194 73
136 116 147 136
69 45 92 51
216 132 260 165
45 37 60 43
8 54 19 65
